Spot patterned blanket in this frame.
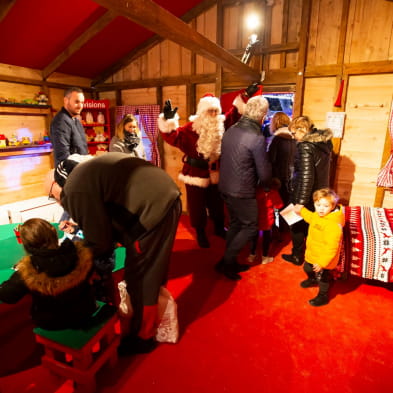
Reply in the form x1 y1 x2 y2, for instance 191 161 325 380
342 206 393 282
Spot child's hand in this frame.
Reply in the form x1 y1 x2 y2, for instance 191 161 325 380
294 204 304 215
313 264 322 273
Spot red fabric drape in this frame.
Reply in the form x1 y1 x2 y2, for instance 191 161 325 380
115 105 161 167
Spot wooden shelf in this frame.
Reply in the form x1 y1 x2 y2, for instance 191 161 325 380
0 103 51 116
83 123 109 127
0 143 53 158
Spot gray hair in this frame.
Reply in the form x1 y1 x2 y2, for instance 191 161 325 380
244 96 269 123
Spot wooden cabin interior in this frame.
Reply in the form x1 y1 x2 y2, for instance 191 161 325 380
1 0 393 214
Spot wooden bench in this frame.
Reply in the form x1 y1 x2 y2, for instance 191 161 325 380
34 302 120 393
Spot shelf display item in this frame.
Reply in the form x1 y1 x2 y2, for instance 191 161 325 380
85 111 94 124
97 112 105 124
82 99 111 155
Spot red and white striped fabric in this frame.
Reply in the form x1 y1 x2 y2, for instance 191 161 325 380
343 206 393 282
115 105 161 167
376 100 393 188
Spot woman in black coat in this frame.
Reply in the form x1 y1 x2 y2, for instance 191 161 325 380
282 116 333 265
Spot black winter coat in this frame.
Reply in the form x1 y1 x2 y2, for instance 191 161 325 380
0 239 97 330
219 116 271 198
268 127 297 205
290 128 333 208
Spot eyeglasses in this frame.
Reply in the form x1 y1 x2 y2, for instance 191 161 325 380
48 181 56 200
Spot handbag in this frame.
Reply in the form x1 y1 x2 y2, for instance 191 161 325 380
117 281 179 343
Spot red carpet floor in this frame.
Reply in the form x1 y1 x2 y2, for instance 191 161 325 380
1 215 393 393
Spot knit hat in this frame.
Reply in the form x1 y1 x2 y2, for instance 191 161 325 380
196 93 222 115
54 154 93 187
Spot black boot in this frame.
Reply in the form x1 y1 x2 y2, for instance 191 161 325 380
282 253 303 266
300 278 318 288
196 228 210 248
214 260 241 280
309 281 329 306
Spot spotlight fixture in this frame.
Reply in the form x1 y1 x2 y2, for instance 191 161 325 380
241 33 260 64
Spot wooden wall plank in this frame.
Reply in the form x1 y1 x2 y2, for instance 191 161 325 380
121 88 157 105
345 0 393 63
335 73 393 206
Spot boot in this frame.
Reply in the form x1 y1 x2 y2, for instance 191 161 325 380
300 278 318 288
282 253 303 266
214 259 241 281
309 281 329 306
196 228 210 248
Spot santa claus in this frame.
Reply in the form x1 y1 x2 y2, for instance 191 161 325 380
158 84 261 248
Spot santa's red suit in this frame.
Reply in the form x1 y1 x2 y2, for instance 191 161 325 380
158 93 247 248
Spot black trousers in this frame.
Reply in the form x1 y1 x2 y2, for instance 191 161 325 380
185 184 224 230
222 194 258 266
303 261 330 295
290 219 309 258
122 198 182 338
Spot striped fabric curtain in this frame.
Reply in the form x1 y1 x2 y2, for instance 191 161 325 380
115 105 161 167
377 100 393 189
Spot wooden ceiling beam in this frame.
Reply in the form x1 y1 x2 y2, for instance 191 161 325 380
92 0 260 82
42 10 116 80
0 0 17 22
92 0 218 86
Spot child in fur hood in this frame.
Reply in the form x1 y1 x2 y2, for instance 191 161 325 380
0 218 97 330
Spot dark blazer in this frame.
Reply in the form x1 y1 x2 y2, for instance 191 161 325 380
50 107 88 166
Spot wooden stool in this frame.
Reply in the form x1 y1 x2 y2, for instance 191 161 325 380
34 302 120 393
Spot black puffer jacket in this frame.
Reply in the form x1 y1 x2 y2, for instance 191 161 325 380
0 239 97 330
290 128 333 208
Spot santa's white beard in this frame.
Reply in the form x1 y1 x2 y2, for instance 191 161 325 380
192 115 224 161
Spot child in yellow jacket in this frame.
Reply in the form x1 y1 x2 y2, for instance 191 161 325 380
294 188 345 306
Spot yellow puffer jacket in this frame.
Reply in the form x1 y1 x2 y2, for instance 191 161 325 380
301 205 345 269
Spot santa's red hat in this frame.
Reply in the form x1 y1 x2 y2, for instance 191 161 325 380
196 93 222 115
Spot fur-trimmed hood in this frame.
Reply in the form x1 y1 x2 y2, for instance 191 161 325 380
273 126 293 139
16 240 93 297
301 128 333 144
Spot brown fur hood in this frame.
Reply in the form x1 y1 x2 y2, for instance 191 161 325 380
302 128 333 143
16 241 93 296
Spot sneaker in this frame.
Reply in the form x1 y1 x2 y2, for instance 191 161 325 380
282 254 303 266
300 279 318 288
309 294 329 307
262 256 274 265
247 254 256 263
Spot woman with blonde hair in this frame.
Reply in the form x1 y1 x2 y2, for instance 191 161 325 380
109 114 146 159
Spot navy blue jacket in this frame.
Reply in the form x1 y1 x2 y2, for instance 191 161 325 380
219 116 271 198
50 107 88 166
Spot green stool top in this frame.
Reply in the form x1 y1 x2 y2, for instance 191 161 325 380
33 301 117 350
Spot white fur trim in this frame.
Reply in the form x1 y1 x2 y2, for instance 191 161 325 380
178 173 210 188
189 114 225 123
210 170 219 184
197 96 222 115
158 113 180 133
233 94 246 115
